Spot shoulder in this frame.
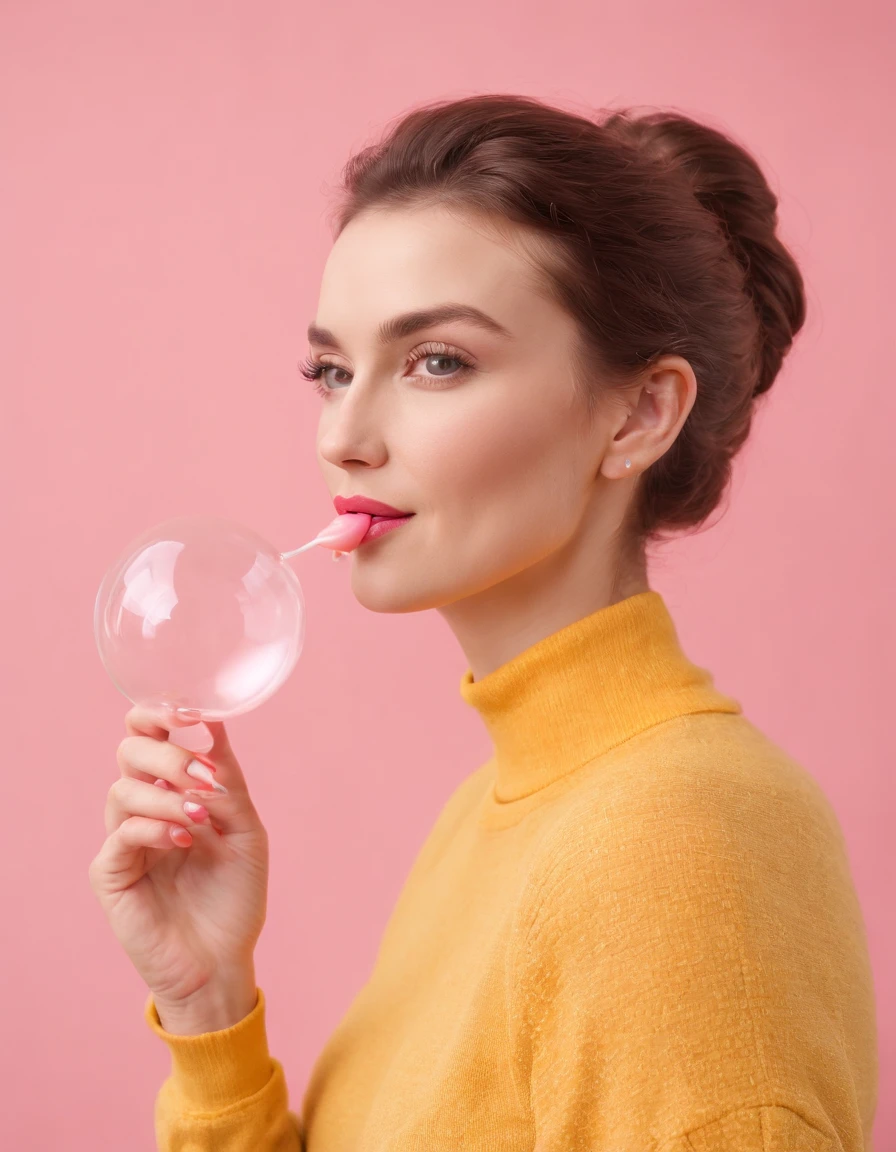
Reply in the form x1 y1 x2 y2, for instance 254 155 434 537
537 710 845 883
509 714 873 1152
400 760 494 877
517 708 858 965
437 759 494 830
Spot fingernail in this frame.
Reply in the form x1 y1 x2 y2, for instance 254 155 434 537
153 778 169 789
183 801 209 822
185 788 224 800
185 760 228 793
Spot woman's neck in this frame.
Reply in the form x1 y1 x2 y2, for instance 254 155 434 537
440 548 649 683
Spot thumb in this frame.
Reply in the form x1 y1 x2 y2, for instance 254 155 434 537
195 719 250 792
163 705 239 778
202 719 238 769
163 710 249 796
182 722 262 837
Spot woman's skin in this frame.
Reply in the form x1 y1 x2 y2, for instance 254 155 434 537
90 202 700 1038
310 203 698 680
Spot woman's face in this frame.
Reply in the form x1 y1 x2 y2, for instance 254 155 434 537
309 203 629 616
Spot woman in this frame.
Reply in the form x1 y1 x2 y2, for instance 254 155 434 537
89 94 878 1150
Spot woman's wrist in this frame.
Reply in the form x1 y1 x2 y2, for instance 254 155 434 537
154 969 259 1036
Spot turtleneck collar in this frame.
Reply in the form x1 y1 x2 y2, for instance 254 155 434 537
458 591 742 804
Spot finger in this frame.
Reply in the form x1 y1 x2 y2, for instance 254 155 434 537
124 706 248 794
104 776 214 838
196 719 250 791
124 703 199 743
90 816 194 893
122 705 215 788
117 733 220 790
117 736 261 837
120 708 257 835
155 778 226 837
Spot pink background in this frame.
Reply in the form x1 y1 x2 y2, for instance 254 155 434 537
1 1 892 1146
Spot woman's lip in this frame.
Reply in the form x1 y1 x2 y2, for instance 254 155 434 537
334 496 413 518
359 514 414 543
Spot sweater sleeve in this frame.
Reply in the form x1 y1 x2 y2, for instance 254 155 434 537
506 787 862 1151
144 985 304 1150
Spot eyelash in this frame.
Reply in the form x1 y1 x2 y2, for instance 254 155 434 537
299 341 475 399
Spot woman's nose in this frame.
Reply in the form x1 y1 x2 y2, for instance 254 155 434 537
317 389 388 470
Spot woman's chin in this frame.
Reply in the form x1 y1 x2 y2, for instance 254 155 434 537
350 570 417 614
350 568 453 615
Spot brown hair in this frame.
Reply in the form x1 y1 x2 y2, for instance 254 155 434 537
327 94 807 549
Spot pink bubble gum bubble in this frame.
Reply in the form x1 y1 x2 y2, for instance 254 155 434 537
313 512 372 553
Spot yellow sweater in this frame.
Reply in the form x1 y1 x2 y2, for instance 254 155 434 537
145 590 878 1150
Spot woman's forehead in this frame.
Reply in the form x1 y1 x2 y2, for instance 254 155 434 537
316 209 568 347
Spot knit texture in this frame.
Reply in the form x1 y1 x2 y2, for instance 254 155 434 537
145 590 878 1150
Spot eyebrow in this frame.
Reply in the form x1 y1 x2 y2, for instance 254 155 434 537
306 303 513 349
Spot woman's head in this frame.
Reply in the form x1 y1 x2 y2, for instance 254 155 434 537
306 94 806 622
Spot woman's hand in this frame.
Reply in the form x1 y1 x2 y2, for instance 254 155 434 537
88 706 270 1029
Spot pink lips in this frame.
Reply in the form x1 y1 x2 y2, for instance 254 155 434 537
310 510 414 558
334 495 413 518
361 514 414 544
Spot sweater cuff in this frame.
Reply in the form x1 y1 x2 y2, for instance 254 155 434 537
144 985 275 1112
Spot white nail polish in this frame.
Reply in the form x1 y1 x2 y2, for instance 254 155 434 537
185 788 223 800
185 760 228 793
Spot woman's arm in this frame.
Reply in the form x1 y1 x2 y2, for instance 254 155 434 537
146 985 304 1150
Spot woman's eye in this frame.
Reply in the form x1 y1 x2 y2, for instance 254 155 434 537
304 346 472 394
415 354 464 377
